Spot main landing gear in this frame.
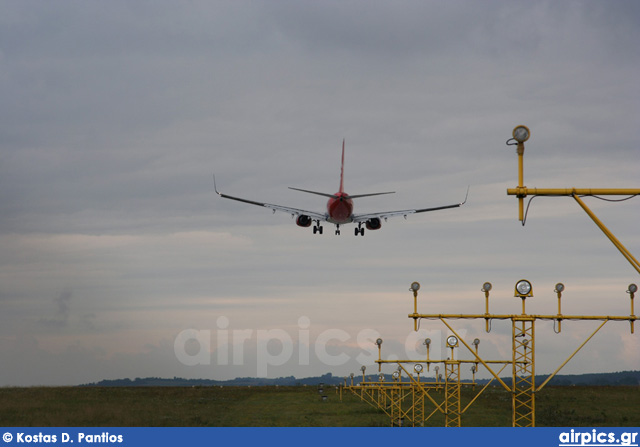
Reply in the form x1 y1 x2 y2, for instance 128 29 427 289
334 224 366 236
312 222 365 236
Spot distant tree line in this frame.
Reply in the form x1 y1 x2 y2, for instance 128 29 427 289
79 371 639 387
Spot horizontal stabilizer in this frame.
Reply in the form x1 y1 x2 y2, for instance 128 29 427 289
348 191 395 199
288 187 339 199
289 187 394 200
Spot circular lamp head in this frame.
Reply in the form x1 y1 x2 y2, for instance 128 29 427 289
473 338 480 346
515 279 533 298
446 335 459 348
378 374 385 382
554 283 565 293
360 365 366 373
414 364 423 374
376 338 383 347
482 282 492 292
471 365 476 373
392 371 399 379
434 366 439 373
512 125 530 143
424 338 431 346
628 284 638 294
410 282 421 292
350 373 354 378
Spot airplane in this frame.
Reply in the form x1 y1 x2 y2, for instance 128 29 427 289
213 140 468 236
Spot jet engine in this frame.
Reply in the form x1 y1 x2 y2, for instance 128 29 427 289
296 215 313 227
365 218 382 230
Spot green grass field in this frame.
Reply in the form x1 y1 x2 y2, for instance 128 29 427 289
0 385 638 427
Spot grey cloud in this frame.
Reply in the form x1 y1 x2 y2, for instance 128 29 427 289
39 289 72 328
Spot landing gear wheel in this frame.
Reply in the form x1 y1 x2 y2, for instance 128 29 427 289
354 227 365 236
335 225 341 236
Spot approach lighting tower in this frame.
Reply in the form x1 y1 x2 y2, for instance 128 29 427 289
408 281 637 427
506 125 640 274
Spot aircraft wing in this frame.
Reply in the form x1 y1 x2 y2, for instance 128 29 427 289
214 175 328 222
352 187 469 223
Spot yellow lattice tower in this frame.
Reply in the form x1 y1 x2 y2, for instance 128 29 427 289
411 386 425 426
389 372 406 426
376 380 390 413
411 366 426 426
443 336 461 427
444 361 461 427
512 317 535 427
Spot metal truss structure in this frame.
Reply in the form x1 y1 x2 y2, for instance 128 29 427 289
341 281 636 427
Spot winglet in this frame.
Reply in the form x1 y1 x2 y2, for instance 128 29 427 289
461 185 470 205
212 173 222 196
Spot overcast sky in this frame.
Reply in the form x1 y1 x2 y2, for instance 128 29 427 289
1 1 638 386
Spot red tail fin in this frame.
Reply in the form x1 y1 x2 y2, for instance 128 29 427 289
339 139 345 193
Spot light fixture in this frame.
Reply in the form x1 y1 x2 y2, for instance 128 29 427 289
512 125 530 143
378 374 385 382
392 371 399 379
350 373 354 378
414 364 423 374
628 284 638 294
446 335 459 348
473 338 480 346
481 282 492 292
554 283 565 293
424 338 431 346
410 282 421 292
375 338 383 347
514 279 533 298
360 365 366 373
